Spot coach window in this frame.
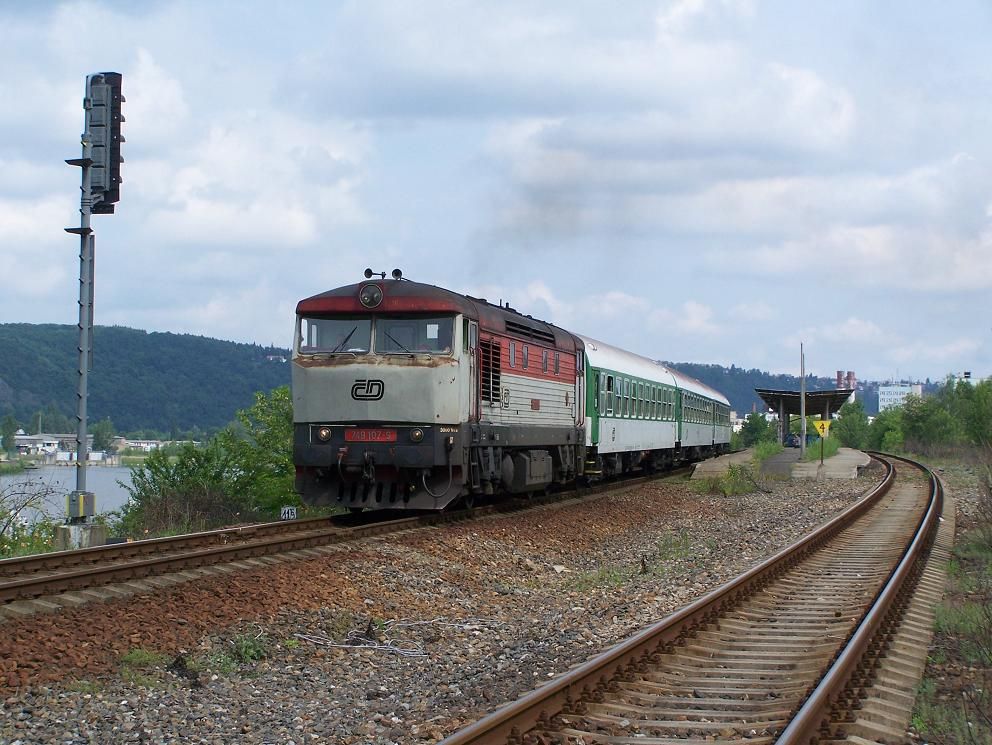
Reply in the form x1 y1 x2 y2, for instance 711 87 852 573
508 341 516 368
606 375 614 415
554 352 560 375
598 372 606 413
522 345 529 369
624 379 630 417
542 349 549 373
635 382 641 417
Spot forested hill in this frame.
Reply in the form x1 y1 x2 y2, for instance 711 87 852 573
0 323 880 435
0 324 290 434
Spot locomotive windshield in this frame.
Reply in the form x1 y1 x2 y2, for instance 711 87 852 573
299 317 371 354
297 315 454 355
374 316 453 354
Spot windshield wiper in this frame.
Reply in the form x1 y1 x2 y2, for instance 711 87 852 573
383 331 413 353
331 326 358 353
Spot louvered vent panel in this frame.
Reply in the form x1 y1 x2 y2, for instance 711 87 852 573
480 340 502 402
504 320 556 346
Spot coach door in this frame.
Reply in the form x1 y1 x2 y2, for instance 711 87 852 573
467 320 479 421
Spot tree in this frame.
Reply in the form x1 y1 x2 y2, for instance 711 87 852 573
901 393 962 451
215 386 295 513
953 379 992 448
739 413 776 447
1 414 17 453
91 418 117 452
868 408 903 451
833 401 870 449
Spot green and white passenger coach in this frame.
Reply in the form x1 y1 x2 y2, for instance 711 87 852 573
580 335 732 478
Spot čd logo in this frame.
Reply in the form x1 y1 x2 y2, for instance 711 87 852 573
351 379 385 401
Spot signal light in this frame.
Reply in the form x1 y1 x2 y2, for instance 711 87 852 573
84 72 124 213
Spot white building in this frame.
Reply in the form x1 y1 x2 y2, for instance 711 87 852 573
878 383 923 412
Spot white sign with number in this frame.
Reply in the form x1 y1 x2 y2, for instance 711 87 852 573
280 506 298 521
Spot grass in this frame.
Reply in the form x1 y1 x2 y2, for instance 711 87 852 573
569 564 629 591
120 648 168 687
66 678 103 694
911 460 992 743
199 632 271 675
120 648 168 667
802 436 841 462
751 440 784 467
568 530 701 590
693 463 760 497
0 460 27 476
229 633 268 663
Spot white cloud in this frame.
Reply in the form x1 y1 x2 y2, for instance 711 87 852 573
731 301 774 321
126 49 189 145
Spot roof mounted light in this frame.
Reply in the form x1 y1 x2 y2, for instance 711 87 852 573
391 268 403 280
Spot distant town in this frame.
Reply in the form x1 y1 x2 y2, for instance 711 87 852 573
5 430 193 466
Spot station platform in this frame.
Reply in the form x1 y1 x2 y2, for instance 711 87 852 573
689 449 756 480
691 447 871 481
797 447 871 479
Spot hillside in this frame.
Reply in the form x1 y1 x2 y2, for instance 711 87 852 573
1 323 888 435
0 324 290 434
665 362 859 417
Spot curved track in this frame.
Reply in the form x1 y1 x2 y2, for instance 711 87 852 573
440 453 943 744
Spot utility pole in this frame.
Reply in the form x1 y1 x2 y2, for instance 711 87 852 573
61 72 124 547
799 343 807 458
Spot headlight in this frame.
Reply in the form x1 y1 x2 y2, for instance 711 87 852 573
410 428 424 443
316 426 332 442
359 284 383 308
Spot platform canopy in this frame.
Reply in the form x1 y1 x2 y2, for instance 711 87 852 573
755 388 855 418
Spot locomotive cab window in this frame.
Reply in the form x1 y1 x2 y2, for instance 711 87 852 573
509 341 516 368
374 316 454 354
299 316 371 354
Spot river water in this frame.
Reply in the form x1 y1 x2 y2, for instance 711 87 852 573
0 465 135 521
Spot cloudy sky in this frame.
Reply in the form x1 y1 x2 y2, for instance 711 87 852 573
2 1 990 383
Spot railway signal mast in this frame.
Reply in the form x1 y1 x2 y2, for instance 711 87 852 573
64 72 124 542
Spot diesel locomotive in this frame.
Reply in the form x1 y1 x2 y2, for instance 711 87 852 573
292 270 731 511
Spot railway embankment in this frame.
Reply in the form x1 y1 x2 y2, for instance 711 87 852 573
1 469 882 744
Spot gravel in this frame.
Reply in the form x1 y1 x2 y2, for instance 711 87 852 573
0 468 882 744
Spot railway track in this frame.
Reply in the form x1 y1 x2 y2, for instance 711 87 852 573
0 466 693 610
440 452 946 744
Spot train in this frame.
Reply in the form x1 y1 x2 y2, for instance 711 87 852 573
292 270 731 511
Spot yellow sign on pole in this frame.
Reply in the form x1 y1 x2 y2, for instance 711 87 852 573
813 420 831 437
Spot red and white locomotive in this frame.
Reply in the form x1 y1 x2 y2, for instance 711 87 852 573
292 270 730 511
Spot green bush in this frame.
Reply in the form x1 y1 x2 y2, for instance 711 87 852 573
115 387 297 536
